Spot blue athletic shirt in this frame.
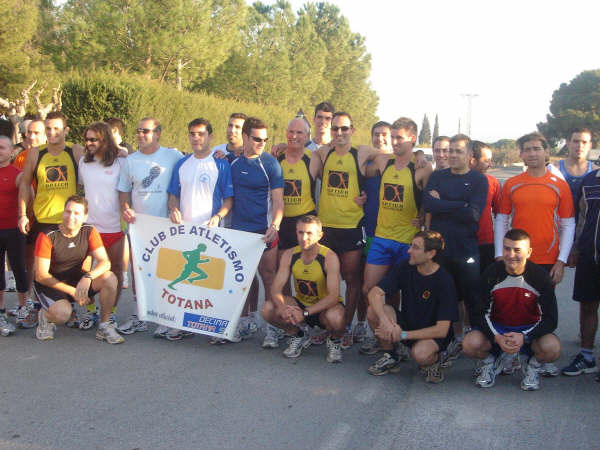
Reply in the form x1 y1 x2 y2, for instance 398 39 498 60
230 152 284 232
559 159 594 206
167 154 234 221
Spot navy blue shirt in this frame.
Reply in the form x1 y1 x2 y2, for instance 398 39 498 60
423 168 488 258
230 152 284 233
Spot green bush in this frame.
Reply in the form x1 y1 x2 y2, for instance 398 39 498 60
61 72 371 152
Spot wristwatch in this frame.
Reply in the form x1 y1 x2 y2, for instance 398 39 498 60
400 331 408 340
84 273 93 280
303 310 309 318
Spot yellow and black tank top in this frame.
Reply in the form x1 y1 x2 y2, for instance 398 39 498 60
318 147 364 228
375 158 421 243
278 149 316 217
33 147 77 224
291 244 343 306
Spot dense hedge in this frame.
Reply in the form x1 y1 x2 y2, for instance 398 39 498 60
61 73 371 152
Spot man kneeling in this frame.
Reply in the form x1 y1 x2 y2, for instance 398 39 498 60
33 195 123 344
366 231 458 383
463 228 560 391
262 215 345 363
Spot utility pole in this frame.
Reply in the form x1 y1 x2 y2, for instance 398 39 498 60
461 93 478 136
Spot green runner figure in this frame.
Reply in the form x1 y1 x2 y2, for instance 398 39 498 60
168 244 210 290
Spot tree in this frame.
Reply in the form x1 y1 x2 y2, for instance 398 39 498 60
418 114 431 145
45 0 245 89
432 114 439 142
537 69 600 147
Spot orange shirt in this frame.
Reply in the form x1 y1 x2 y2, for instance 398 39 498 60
13 148 37 192
477 174 500 245
498 171 574 264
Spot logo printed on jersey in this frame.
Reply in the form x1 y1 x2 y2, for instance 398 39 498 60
382 183 404 210
297 278 318 297
422 290 431 300
198 173 211 184
327 170 349 197
45 165 68 182
141 166 161 188
68 242 75 248
284 179 302 204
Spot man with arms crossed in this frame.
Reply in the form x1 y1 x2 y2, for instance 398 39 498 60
118 117 182 336
263 215 345 362
464 229 560 391
33 196 122 344
366 231 458 383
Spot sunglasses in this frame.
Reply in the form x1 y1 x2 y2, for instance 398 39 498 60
84 137 99 143
331 126 352 132
137 128 158 135
251 136 269 143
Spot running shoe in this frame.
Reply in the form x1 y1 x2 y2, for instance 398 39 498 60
500 352 522 375
521 360 541 391
153 325 170 339
561 353 598 376
117 314 147 334
247 315 259 335
283 333 311 358
538 362 559 377
352 322 368 343
326 337 343 363
262 324 279 348
475 356 501 388
359 336 380 355
209 336 228 345
424 359 444 384
165 328 194 341
96 322 124 344
341 330 353 350
19 303 39 329
311 328 329 345
367 353 402 376
65 309 80 328
7 304 19 317
109 313 118 328
5 270 16 292
445 339 462 361
0 313 16 336
79 311 98 330
35 309 55 341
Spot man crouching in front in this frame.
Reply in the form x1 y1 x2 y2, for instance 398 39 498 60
262 215 345 362
33 195 122 344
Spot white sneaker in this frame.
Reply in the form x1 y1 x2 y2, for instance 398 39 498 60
36 309 56 341
5 270 16 292
262 324 279 348
475 356 501 388
283 333 311 358
0 314 16 336
96 322 124 344
153 325 171 338
326 338 343 363
117 314 147 334
521 360 541 391
352 322 368 343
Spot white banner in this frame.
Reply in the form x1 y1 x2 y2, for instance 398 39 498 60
129 213 264 340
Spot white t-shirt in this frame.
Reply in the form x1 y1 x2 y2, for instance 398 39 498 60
79 157 122 233
118 146 182 218
176 155 219 224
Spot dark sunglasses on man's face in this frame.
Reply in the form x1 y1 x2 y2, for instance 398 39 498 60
251 136 268 143
331 126 352 132
84 137 99 143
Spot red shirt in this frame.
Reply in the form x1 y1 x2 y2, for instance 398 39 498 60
477 173 500 245
0 165 21 229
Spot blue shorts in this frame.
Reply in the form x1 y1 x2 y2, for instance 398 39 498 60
366 237 410 266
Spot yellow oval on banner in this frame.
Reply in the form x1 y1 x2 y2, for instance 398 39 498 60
156 247 225 290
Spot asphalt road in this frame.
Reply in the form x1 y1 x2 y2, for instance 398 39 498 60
1 166 598 450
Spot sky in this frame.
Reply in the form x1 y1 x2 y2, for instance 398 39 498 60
281 0 600 142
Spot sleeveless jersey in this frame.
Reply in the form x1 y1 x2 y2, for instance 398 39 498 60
318 147 364 228
559 159 594 204
278 149 316 217
33 147 77 224
375 158 420 243
291 244 342 306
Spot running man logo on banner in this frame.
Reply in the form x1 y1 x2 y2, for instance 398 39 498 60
129 213 264 340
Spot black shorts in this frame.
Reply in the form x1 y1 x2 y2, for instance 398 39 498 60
294 297 343 329
278 212 316 250
33 267 97 310
395 309 452 352
440 254 480 313
321 226 365 255
573 253 600 303
29 221 59 246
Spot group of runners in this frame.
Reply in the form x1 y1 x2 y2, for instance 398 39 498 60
0 102 599 392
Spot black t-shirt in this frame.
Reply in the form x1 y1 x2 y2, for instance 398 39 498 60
377 260 459 331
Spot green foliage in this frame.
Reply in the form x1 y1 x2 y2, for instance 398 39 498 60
490 139 519 166
432 114 439 142
60 72 371 150
418 114 431 145
538 70 600 147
